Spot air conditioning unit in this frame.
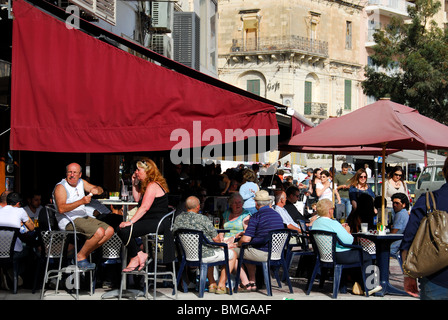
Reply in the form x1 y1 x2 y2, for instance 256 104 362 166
149 1 173 32
150 34 173 59
173 12 200 70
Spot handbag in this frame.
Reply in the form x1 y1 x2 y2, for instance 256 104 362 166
403 192 448 278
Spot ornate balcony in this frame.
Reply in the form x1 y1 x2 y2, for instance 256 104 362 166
227 35 328 62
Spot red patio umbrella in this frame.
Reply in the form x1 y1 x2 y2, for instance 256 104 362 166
286 99 448 229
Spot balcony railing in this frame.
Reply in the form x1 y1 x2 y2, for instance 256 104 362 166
304 102 327 118
231 35 329 57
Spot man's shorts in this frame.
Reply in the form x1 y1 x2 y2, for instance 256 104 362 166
234 247 268 262
65 216 110 239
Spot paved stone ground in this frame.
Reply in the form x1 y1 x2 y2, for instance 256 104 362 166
0 257 416 301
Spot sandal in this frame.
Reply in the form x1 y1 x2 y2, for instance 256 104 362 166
215 286 229 294
238 283 251 292
248 282 257 291
208 284 218 293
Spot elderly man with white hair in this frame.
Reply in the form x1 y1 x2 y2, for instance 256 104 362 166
237 190 285 291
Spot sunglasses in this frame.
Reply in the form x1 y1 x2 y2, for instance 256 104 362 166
394 173 402 177
137 160 149 169
359 175 367 179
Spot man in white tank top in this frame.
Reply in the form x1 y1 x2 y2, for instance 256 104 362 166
53 163 114 269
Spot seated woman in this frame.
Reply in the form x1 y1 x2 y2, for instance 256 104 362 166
221 193 251 240
118 158 175 271
311 199 380 295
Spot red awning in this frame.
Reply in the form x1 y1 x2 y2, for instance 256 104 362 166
11 0 279 153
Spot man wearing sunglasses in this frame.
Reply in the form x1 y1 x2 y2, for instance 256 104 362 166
53 163 114 269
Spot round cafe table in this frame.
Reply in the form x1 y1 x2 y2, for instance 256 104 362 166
353 233 410 297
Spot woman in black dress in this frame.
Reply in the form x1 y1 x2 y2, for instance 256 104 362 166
118 158 173 271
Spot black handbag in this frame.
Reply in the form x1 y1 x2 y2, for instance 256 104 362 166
403 192 448 278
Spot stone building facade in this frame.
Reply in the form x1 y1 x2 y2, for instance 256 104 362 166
217 0 368 124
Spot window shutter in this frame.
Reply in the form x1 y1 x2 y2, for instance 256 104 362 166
344 80 352 110
304 81 312 115
247 79 260 96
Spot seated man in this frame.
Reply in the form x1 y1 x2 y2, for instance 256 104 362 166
53 162 114 269
237 190 285 291
0 192 35 286
173 196 237 294
273 190 301 233
284 186 311 225
390 192 410 259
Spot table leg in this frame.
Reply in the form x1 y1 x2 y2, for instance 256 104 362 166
374 240 408 297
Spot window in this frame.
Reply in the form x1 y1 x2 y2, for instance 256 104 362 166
304 81 312 115
344 80 351 110
345 21 352 49
247 79 260 96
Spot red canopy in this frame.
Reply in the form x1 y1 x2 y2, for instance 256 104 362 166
288 99 448 151
10 0 279 153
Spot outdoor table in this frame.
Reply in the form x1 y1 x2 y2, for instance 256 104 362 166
98 199 138 221
98 199 142 299
353 232 409 297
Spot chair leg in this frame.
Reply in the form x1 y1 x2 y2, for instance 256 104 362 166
261 262 272 296
273 266 282 288
176 261 188 293
198 264 208 298
282 261 294 293
333 265 343 299
13 260 19 294
306 261 320 295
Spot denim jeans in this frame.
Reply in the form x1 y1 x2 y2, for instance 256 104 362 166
340 197 352 217
420 277 448 300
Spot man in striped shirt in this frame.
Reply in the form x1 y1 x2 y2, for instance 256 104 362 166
237 190 284 290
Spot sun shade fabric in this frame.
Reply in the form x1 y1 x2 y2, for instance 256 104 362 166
10 0 278 153
287 99 448 151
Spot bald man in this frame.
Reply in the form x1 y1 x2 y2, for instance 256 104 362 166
53 162 114 269
173 196 237 294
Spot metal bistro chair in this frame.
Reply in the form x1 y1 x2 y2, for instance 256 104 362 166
175 228 233 298
40 205 94 300
307 230 369 299
95 232 122 289
0 226 20 294
119 210 177 300
235 229 293 296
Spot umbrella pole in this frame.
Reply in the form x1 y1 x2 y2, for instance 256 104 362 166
332 154 335 206
381 143 387 232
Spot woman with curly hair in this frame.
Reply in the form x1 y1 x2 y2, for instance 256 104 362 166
118 158 174 271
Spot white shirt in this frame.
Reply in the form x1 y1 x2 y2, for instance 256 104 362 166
0 205 30 251
273 205 299 229
24 205 43 220
316 181 335 201
53 178 87 230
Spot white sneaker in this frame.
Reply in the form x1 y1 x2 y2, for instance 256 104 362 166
368 285 383 295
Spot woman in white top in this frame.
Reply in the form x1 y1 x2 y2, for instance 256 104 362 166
384 166 408 209
316 170 341 204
